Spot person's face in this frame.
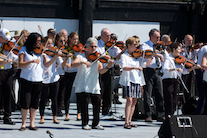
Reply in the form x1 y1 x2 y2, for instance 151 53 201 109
46 39 53 48
101 30 111 43
62 31 68 41
0 36 8 43
173 45 182 57
69 35 79 46
184 36 193 46
57 37 65 48
35 37 42 48
150 31 160 44
88 42 97 54
23 32 29 43
128 41 138 52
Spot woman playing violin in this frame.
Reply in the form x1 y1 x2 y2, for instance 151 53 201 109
71 37 113 130
0 28 18 125
18 33 60 131
61 32 82 121
162 42 201 117
119 37 145 129
39 37 63 124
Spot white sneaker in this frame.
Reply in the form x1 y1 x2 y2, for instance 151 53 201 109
82 125 91 130
92 125 104 130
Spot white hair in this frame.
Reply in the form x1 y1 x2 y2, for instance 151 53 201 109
85 37 97 46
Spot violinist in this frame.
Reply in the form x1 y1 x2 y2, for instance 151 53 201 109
59 29 68 42
18 33 58 131
17 30 30 47
162 42 186 117
0 28 17 125
140 28 165 122
47 28 56 45
97 28 122 115
71 37 113 130
119 37 145 129
39 37 63 124
180 34 198 102
62 32 81 121
161 34 171 53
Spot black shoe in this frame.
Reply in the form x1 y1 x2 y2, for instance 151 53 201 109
113 100 122 104
4 118 16 125
157 117 166 122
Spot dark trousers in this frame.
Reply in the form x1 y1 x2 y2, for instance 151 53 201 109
57 75 65 112
0 69 14 119
64 72 81 114
181 71 195 100
100 69 112 114
163 78 178 117
20 79 42 109
143 68 165 118
39 81 59 116
79 92 101 127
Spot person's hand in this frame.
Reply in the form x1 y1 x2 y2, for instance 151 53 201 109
176 68 183 73
32 59 40 64
107 59 114 68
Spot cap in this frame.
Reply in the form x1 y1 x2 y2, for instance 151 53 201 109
14 30 22 37
47 28 56 35
0 28 11 40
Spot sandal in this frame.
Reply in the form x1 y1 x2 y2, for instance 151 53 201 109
124 123 131 129
129 122 137 128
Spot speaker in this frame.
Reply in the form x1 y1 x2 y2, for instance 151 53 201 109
158 115 207 138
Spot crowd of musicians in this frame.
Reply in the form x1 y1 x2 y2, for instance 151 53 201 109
0 27 207 131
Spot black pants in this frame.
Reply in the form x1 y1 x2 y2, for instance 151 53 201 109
100 69 112 114
64 72 81 114
39 81 59 116
163 78 178 117
79 92 101 127
143 68 165 118
57 75 65 113
20 79 42 109
0 69 14 119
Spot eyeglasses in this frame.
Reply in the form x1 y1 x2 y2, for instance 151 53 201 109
60 40 65 42
36 40 42 43
90 46 97 48
132 44 138 47
154 36 160 39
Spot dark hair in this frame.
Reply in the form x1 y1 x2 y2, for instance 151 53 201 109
54 33 65 46
149 28 160 37
25 33 42 55
170 42 181 52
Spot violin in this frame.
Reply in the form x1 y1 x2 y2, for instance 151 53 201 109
73 43 87 53
132 48 143 58
89 51 110 63
33 44 43 55
44 46 58 57
153 41 172 51
2 41 21 55
174 55 196 68
105 38 116 47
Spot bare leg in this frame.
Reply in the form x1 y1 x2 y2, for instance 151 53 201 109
30 108 37 127
21 108 29 127
125 97 133 124
128 98 137 123
39 116 44 123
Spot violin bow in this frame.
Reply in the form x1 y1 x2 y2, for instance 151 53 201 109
38 25 44 37
0 55 16 64
6 33 24 57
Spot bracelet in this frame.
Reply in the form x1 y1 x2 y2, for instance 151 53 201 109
105 66 110 70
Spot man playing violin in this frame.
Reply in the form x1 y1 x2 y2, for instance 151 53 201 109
140 28 165 122
0 28 18 125
97 28 122 115
71 37 113 130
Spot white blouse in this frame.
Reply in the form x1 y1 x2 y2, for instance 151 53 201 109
64 51 79 73
73 53 101 94
119 52 145 86
162 53 188 79
19 46 44 82
43 55 63 84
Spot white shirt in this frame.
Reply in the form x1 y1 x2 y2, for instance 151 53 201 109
19 46 44 82
140 40 162 68
197 45 207 66
43 55 63 84
181 44 200 63
97 39 122 67
73 53 101 94
0 50 18 70
162 53 188 79
119 52 145 86
64 51 78 73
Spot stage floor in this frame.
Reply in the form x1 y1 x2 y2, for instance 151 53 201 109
0 96 162 138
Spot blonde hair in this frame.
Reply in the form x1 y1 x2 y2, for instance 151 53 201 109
18 30 30 47
125 37 137 48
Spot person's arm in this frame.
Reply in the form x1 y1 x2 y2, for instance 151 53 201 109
71 56 91 68
202 53 207 70
43 51 62 68
62 53 73 69
98 59 114 74
116 46 127 60
18 53 39 68
123 66 143 71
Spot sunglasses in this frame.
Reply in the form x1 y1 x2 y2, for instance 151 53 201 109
60 40 65 42
90 46 97 48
